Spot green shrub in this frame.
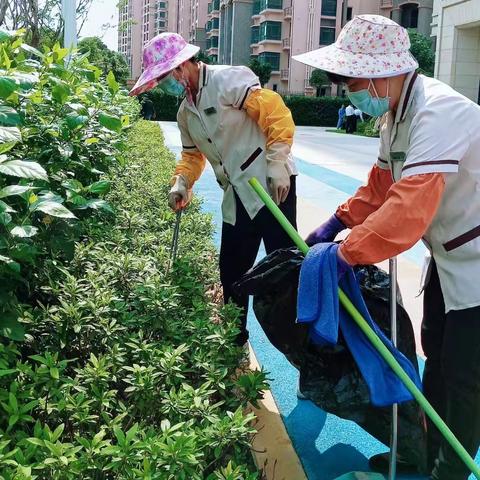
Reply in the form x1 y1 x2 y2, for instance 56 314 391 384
282 95 346 127
0 121 265 478
144 88 180 121
0 30 138 341
357 117 380 138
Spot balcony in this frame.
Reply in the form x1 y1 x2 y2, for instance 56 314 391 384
284 6 292 18
282 37 290 49
280 69 289 80
380 0 392 7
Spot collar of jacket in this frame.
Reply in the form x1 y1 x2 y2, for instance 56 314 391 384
394 70 419 124
198 62 209 91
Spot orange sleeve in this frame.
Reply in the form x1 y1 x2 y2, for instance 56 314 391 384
339 173 445 265
336 165 393 228
173 150 206 188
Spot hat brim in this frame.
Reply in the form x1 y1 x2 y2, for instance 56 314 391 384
129 44 200 96
292 44 418 79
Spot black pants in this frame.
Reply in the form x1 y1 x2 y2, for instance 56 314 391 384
345 115 357 134
220 176 297 345
422 261 480 479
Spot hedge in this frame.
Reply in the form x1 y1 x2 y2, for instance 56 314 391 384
282 95 345 127
0 114 266 477
143 88 346 127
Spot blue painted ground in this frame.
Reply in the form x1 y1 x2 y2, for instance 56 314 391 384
163 132 479 480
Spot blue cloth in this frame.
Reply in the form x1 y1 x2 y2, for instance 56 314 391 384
297 242 422 407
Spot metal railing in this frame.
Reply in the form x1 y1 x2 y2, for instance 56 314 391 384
280 69 289 80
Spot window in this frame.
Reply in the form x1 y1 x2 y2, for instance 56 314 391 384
252 0 261 14
321 0 337 16
259 21 282 41
158 1 166 7
258 52 280 71
320 26 335 45
401 4 418 29
212 17 219 29
347 7 352 20
272 84 278 91
159 11 166 17
251 25 259 44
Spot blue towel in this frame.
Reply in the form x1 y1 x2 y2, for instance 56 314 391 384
297 242 422 407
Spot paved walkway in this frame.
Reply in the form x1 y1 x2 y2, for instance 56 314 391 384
160 122 479 480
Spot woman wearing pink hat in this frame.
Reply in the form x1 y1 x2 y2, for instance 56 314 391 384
294 14 480 480
130 33 297 347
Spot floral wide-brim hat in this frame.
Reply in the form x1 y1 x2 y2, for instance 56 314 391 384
129 32 199 96
293 15 418 79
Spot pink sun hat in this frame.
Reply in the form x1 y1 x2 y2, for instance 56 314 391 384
293 15 418 79
129 32 200 96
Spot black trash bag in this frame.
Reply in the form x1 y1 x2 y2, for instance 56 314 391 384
234 248 428 473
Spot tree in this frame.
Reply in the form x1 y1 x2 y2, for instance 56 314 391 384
248 58 272 87
195 50 211 64
0 0 93 48
309 69 330 96
78 37 130 85
408 29 435 77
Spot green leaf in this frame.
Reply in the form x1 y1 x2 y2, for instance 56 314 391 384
0 160 48 180
98 113 122 133
106 71 120 95
0 126 21 144
0 314 24 341
0 106 21 127
62 179 83 192
0 29 12 43
11 71 39 90
0 200 15 213
87 180 111 194
50 367 59 379
52 83 70 104
0 212 11 225
26 438 45 447
0 77 16 99
0 255 20 273
113 427 126 446
84 199 114 214
10 226 38 238
0 369 16 377
0 142 17 154
65 113 88 130
32 201 76 219
20 44 45 59
8 414 19 428
0 185 35 198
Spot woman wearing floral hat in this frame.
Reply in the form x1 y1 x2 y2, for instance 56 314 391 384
130 33 297 347
294 14 480 480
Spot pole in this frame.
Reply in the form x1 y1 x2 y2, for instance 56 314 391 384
62 0 78 51
247 177 480 480
388 258 398 480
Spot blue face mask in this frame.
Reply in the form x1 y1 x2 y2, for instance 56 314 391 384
347 80 390 117
159 76 185 97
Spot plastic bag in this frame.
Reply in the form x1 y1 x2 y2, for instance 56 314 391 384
235 248 427 473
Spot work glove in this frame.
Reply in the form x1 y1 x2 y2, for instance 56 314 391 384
168 174 191 211
305 214 346 246
266 143 292 205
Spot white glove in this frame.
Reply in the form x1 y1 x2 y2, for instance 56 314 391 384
266 143 292 205
168 175 191 210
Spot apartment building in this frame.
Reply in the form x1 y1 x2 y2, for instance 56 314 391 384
120 0 435 93
118 0 208 84
431 0 480 103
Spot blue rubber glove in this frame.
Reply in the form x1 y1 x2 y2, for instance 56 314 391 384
305 214 346 247
337 250 350 280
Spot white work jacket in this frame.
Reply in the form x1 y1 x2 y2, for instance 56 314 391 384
177 64 296 225
377 72 480 312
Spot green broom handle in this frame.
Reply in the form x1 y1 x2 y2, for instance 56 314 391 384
249 177 480 479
